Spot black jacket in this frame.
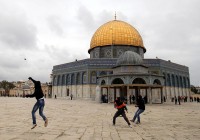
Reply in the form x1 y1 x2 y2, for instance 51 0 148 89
26 78 44 100
137 97 145 110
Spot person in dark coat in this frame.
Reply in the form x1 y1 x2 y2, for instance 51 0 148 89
130 95 145 124
113 97 132 128
175 96 177 105
178 96 181 105
26 77 48 129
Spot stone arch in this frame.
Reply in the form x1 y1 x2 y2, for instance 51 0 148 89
82 72 87 84
132 78 146 84
183 77 186 88
180 76 183 88
61 75 65 85
101 79 106 85
66 74 70 85
57 75 61 86
172 74 175 87
71 74 75 85
176 75 179 87
187 77 190 88
91 71 97 84
53 76 57 86
153 79 161 85
163 72 166 86
112 78 124 84
167 74 171 86
76 73 81 84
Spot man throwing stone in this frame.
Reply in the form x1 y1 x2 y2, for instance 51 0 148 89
26 77 48 129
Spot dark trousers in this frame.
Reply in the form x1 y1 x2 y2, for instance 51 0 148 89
113 110 130 125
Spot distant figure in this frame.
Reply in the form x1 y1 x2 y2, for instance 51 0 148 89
70 94 73 100
197 97 200 103
101 94 104 103
178 96 181 105
132 95 135 103
55 94 57 99
129 95 132 104
113 97 132 128
130 95 145 124
175 96 177 105
104 95 108 103
26 77 48 129
164 96 166 102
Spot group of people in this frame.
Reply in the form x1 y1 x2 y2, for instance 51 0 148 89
190 96 200 102
26 77 146 129
172 95 200 105
113 95 145 128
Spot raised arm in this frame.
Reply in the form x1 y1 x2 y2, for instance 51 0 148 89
28 77 37 84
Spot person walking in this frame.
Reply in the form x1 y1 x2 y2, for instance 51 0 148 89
70 93 73 100
130 95 145 124
26 77 48 129
178 96 181 105
175 96 177 105
113 97 132 128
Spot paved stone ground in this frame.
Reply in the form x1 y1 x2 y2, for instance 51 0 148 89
0 97 200 140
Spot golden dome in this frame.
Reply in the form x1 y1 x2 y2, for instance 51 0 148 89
89 20 145 52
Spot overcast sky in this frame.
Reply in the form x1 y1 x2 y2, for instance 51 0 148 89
0 0 200 86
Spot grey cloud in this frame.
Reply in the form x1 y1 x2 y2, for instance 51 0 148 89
77 5 95 31
46 15 64 36
0 13 37 50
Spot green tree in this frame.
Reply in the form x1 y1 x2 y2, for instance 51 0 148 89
191 85 198 94
0 80 15 96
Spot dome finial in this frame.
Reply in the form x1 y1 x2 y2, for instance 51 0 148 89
114 11 117 20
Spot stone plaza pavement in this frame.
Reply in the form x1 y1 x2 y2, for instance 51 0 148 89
0 97 200 140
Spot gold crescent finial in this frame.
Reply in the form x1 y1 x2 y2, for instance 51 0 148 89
114 11 117 20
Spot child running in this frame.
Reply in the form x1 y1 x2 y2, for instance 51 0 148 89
113 97 132 128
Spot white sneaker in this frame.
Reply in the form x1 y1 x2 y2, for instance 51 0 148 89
128 125 132 128
31 124 37 129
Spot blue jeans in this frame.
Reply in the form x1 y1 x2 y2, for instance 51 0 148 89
133 108 144 123
32 99 46 124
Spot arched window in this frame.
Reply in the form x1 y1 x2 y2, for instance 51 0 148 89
187 77 190 88
183 77 186 88
180 76 183 88
71 74 75 85
167 74 171 86
176 76 179 87
53 76 57 86
91 71 97 84
76 73 80 84
163 73 166 86
112 78 124 84
62 75 65 85
101 80 106 85
132 78 146 84
153 79 161 85
172 75 175 87
66 74 69 85
82 72 87 84
57 75 61 86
